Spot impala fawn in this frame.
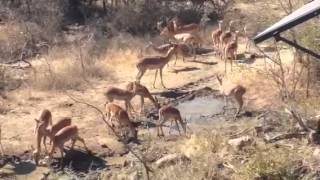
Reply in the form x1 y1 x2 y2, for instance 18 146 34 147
216 75 246 117
157 105 186 137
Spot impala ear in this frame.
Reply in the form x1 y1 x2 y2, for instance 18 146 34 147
34 118 40 123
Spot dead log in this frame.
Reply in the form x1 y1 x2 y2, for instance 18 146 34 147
264 132 307 143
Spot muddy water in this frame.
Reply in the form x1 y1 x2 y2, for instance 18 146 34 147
176 96 225 123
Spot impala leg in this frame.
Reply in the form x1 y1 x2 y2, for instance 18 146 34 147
169 120 173 135
160 68 166 88
157 111 162 137
178 118 186 134
153 70 158 88
136 70 146 82
160 125 164 136
231 55 233 72
234 94 244 117
174 52 178 65
140 96 144 114
59 146 64 168
43 136 48 154
175 119 181 135
71 138 76 150
76 136 89 151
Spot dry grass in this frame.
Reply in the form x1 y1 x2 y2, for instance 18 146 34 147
30 47 110 91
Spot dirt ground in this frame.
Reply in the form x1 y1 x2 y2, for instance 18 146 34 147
1 1 315 179
0 39 287 179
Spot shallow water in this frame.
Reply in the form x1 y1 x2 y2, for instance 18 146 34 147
176 96 225 124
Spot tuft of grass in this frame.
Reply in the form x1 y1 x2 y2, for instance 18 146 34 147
236 146 299 180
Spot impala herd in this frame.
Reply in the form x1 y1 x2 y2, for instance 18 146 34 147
32 17 248 167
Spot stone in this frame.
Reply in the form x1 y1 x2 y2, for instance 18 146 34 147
228 136 253 150
0 164 15 178
155 153 190 168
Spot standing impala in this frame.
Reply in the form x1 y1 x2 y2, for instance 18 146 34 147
219 21 234 53
216 75 246 117
136 46 177 88
33 116 72 165
157 105 186 137
33 109 53 165
211 20 223 49
48 125 89 167
126 81 160 113
224 31 240 73
104 84 138 112
105 103 137 141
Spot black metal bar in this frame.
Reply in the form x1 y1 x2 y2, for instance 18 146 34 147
275 35 320 60
254 3 320 44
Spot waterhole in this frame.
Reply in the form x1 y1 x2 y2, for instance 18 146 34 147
176 96 225 123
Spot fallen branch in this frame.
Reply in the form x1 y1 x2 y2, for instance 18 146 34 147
285 107 311 132
66 94 153 180
264 132 307 143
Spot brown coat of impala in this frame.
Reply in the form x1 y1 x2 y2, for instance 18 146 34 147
157 105 186 137
49 125 88 167
224 31 240 73
216 75 246 117
105 103 137 140
33 109 53 165
136 46 177 88
211 20 223 48
126 81 160 112
219 21 234 51
104 85 137 112
33 116 72 165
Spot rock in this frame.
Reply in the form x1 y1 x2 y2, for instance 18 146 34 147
155 153 190 168
0 164 15 178
228 136 253 150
